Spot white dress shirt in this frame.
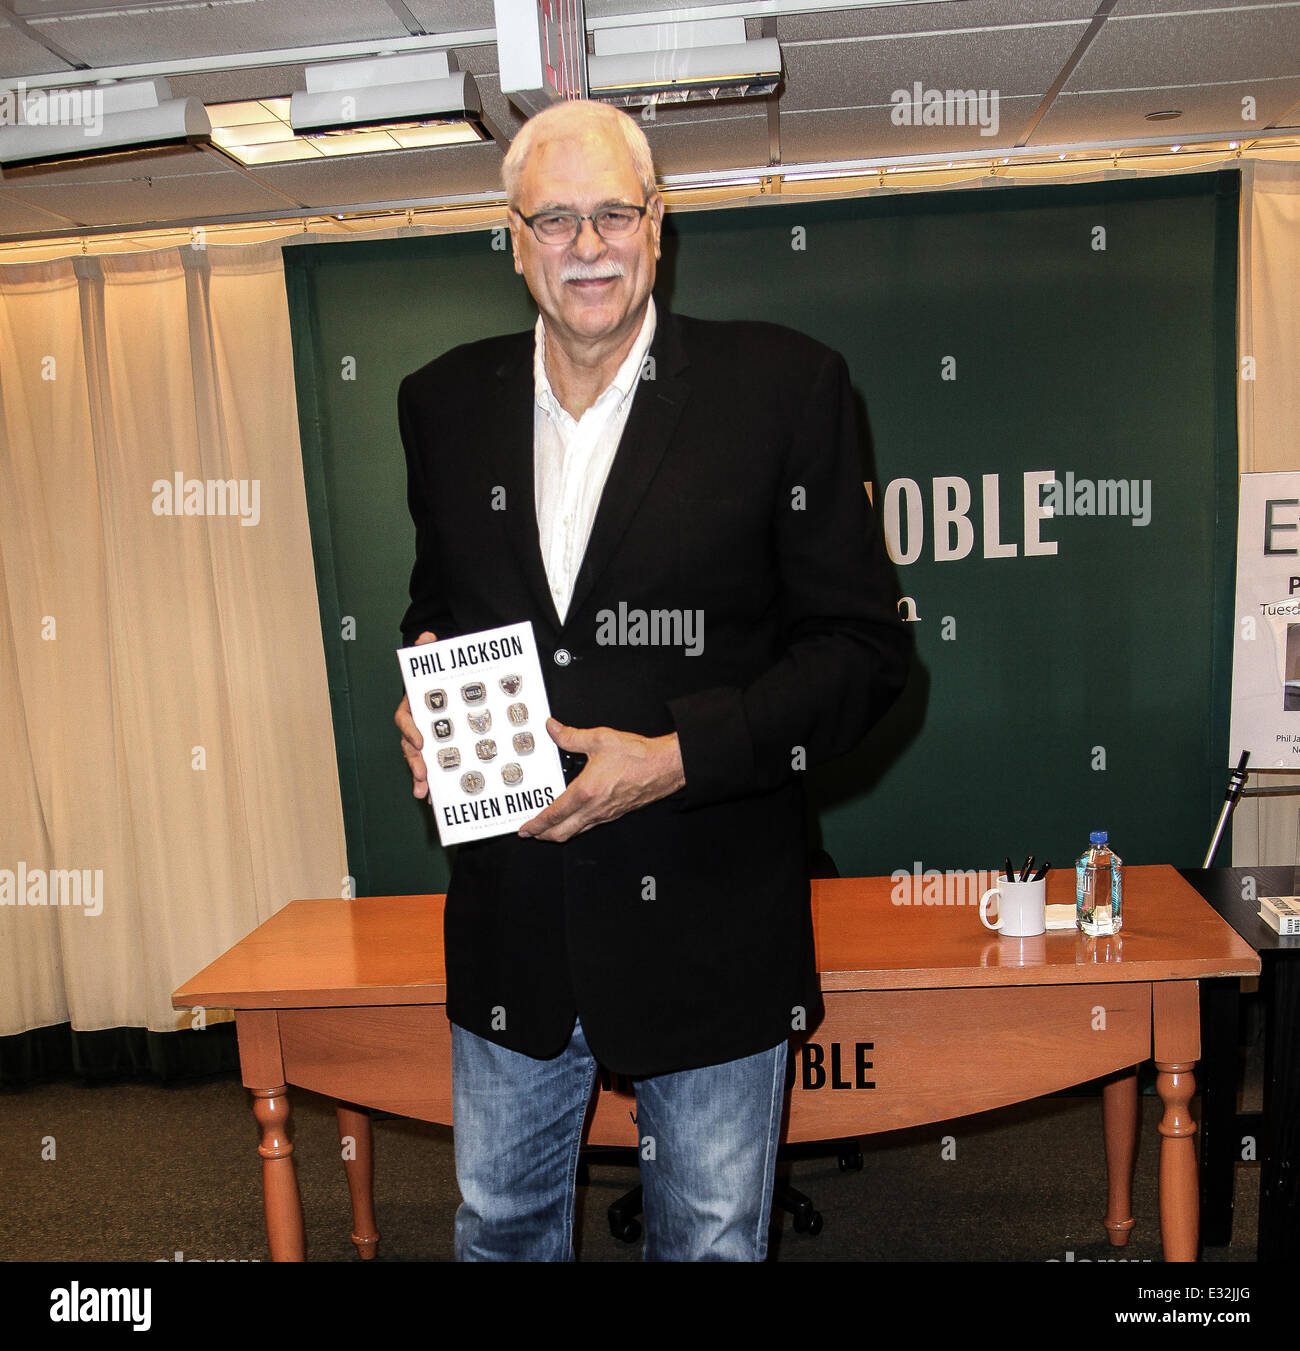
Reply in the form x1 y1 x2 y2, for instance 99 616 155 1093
534 298 657 624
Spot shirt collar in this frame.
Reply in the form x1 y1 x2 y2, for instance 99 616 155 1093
534 297 658 416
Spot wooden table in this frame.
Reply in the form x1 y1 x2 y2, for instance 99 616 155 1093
172 864 1259 1261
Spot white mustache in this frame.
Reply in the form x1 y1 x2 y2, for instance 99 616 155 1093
561 263 625 282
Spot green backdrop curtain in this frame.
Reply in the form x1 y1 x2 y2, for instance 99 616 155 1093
285 171 1238 903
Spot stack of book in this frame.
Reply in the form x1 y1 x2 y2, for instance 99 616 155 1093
1258 894 1300 935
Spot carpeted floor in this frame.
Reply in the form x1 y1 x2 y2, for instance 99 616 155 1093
1 1059 1262 1264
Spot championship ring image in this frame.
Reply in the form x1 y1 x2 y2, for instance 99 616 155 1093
512 732 534 755
459 771 485 794
460 681 487 704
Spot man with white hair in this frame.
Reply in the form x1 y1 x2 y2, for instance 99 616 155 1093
395 99 909 1261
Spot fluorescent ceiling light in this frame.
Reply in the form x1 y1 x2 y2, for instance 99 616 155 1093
589 41 781 102
289 52 483 142
210 97 481 167
0 78 210 170
588 21 780 106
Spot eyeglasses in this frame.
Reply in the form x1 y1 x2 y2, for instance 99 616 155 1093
516 203 649 244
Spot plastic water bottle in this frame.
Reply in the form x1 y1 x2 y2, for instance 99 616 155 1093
1076 831 1123 935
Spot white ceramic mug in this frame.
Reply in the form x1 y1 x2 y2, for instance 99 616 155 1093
980 876 1046 937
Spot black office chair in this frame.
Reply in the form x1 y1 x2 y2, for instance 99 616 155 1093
592 846 864 1244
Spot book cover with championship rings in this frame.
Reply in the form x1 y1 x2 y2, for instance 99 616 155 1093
397 621 566 846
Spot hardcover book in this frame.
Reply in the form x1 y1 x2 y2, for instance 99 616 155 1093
1258 895 1300 935
396 621 566 846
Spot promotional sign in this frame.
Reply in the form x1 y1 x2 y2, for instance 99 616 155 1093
1230 472 1300 767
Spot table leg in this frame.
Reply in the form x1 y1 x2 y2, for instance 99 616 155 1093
337 1102 380 1260
1101 1066 1138 1245
251 1086 305 1262
1154 981 1201 1263
237 1010 306 1262
1156 1063 1198 1261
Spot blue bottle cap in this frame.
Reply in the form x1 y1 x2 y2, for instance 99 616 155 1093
1090 830 1108 845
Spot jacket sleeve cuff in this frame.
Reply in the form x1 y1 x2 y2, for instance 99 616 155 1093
666 685 755 810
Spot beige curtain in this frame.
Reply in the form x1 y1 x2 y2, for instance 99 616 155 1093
1232 160 1300 866
1239 160 1300 476
0 241 347 1035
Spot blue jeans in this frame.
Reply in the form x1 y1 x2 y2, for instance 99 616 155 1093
451 1015 788 1261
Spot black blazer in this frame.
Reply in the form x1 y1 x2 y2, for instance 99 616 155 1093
399 309 910 1076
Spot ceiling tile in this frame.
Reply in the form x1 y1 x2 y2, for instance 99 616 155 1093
0 21 76 76
641 112 770 177
778 0 1098 41
250 141 504 206
1111 0 1297 14
402 1 496 32
21 0 409 66
167 66 309 105
1032 79 1300 145
780 97 1043 165
586 0 698 19
779 22 1088 113
1 144 233 185
1068 6 1300 88
2 159 295 225
8 1 226 12
0 188 83 232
